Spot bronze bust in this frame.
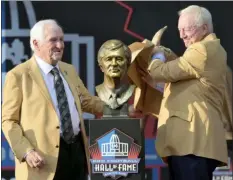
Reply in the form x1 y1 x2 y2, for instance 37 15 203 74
96 39 135 117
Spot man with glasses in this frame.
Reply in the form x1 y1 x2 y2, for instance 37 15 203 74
139 5 229 180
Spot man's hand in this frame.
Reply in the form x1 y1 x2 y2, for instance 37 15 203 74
25 150 45 169
128 104 144 118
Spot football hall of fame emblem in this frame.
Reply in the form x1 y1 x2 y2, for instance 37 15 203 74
89 128 141 179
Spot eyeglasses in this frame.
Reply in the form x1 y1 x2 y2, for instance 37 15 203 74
178 26 198 33
178 24 204 33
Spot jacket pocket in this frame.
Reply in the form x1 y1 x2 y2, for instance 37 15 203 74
169 110 193 122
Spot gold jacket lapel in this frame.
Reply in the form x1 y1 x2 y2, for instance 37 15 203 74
28 57 56 111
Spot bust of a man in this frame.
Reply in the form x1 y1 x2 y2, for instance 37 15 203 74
96 39 135 117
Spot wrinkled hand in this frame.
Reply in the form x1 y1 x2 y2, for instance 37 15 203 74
25 150 45 169
128 104 144 118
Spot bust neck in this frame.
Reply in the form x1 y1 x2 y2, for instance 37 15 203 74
96 83 135 109
103 75 124 90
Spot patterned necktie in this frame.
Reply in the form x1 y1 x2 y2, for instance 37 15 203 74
50 67 74 143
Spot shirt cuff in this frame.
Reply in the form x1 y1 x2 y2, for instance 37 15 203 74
151 52 166 62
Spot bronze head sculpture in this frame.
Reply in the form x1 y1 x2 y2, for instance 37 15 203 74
96 39 135 117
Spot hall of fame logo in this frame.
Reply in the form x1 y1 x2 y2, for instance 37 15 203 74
89 128 141 179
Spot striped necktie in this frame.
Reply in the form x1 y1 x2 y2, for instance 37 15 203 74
50 67 74 143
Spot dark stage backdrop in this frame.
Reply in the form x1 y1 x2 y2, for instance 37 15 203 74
1 1 232 180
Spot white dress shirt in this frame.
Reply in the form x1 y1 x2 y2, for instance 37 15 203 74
35 56 80 135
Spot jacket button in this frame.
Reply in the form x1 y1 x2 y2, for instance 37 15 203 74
56 126 60 129
56 145 59 148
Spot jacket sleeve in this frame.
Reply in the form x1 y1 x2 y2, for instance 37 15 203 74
147 43 207 83
222 67 233 140
2 71 34 162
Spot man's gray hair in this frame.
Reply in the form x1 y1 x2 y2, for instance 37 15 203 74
30 19 62 51
178 5 213 33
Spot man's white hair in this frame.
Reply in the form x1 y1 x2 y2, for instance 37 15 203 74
30 19 62 51
178 5 213 33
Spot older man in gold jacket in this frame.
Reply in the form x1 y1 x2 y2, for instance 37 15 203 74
134 5 229 180
2 19 104 180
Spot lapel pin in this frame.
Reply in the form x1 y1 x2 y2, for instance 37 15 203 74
64 70 68 75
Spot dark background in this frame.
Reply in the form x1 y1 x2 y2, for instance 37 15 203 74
2 1 232 180
2 1 233 83
35 1 233 84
